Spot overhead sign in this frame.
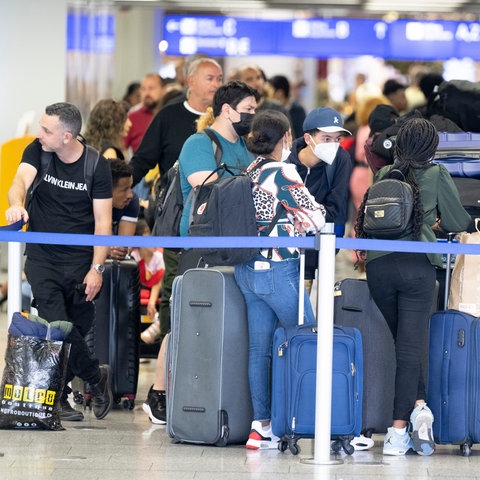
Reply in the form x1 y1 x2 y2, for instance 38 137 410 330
67 13 115 53
159 14 480 61
163 15 279 56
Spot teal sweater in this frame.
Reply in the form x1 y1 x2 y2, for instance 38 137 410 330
366 163 471 268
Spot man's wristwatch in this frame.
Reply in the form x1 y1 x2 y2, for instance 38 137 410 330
91 263 105 274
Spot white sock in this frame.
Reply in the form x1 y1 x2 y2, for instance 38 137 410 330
394 426 406 435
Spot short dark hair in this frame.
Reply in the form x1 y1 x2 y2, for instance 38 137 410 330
45 102 82 137
269 75 290 98
246 110 290 155
212 81 260 117
107 157 133 187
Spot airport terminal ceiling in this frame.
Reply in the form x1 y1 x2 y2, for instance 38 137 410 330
112 0 480 18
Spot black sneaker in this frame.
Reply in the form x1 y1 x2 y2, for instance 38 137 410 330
142 385 166 425
90 365 113 420
60 398 84 422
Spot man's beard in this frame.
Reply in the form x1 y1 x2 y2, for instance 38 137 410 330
144 98 159 111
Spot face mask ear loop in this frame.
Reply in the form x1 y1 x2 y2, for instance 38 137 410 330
307 134 317 156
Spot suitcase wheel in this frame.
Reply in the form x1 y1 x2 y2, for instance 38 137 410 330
123 399 135 410
288 442 301 455
73 391 84 405
331 436 355 455
278 436 301 455
278 440 289 453
214 410 229 447
460 442 472 457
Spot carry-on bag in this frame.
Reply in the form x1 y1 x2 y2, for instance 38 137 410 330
271 254 363 455
427 237 480 456
81 259 141 410
447 220 480 317
166 266 252 446
0 312 71 430
427 309 480 456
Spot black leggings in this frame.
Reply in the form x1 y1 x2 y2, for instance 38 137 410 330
366 252 436 422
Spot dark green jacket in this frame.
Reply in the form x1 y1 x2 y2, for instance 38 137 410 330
366 163 471 268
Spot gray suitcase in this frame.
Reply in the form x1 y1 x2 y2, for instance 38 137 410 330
166 266 252 445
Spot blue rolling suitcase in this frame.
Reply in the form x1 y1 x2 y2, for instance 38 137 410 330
427 309 480 456
271 323 363 455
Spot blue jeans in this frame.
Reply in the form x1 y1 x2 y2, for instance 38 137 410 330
234 255 315 421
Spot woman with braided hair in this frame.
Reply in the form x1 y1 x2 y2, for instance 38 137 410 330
355 117 471 456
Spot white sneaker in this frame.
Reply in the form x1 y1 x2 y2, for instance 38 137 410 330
351 434 375 451
410 403 435 456
246 421 280 450
383 427 414 456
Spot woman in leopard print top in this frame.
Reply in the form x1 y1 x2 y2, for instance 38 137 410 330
234 110 325 450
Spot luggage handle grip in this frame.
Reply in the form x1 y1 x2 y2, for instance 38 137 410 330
340 306 363 312
189 301 212 307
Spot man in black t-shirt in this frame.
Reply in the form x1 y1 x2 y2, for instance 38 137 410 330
130 57 223 425
6 102 114 422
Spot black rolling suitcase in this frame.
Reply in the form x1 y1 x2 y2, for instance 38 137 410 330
166 266 252 445
333 278 395 436
82 259 141 410
334 278 437 440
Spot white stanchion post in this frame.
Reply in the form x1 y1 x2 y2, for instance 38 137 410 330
7 242 23 326
301 223 341 466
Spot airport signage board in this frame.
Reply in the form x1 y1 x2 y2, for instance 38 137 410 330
160 14 480 61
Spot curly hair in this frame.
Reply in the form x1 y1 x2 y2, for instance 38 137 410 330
83 99 129 152
355 117 438 242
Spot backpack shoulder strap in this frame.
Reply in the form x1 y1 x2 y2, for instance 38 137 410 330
83 144 100 200
31 149 52 196
202 128 223 166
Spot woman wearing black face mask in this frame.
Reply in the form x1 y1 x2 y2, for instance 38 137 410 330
178 81 259 239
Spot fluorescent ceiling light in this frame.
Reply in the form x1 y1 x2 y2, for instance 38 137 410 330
365 0 468 12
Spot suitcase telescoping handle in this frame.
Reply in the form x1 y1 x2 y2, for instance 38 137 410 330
444 232 456 310
298 247 305 326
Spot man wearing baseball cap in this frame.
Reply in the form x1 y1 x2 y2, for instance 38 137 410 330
285 106 353 291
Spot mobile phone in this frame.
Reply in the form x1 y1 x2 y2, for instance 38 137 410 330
254 261 270 270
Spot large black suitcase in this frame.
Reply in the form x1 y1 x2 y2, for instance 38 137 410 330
166 266 252 445
333 278 437 437
83 259 141 410
333 278 395 436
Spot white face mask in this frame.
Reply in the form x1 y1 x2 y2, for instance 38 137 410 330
281 147 291 162
280 138 291 162
308 136 340 165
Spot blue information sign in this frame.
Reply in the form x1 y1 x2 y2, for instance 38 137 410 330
162 15 279 56
159 14 480 61
276 18 388 58
67 13 115 53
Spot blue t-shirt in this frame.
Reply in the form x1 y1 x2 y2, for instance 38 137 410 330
178 128 253 236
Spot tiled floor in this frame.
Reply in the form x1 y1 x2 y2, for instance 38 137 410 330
1 250 479 480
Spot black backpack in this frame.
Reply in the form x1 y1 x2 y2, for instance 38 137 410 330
151 129 222 237
188 159 279 266
362 169 414 239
